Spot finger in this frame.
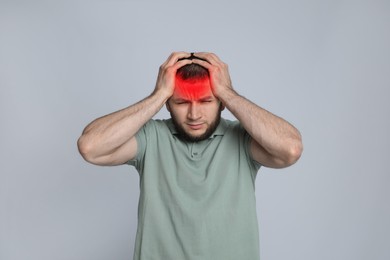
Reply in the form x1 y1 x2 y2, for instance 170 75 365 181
160 52 189 68
193 52 221 65
172 58 193 70
165 51 191 67
191 58 213 69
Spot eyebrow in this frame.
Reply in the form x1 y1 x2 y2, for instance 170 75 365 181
173 96 214 102
199 96 213 100
173 98 188 102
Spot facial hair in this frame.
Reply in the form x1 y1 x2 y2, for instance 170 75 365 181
171 113 221 143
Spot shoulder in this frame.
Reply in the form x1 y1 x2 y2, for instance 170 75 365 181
136 119 178 146
141 119 173 133
130 119 174 166
220 118 246 135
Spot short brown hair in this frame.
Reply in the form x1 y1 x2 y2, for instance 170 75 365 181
176 63 209 80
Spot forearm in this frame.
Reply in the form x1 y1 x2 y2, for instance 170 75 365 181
190 52 302 167
78 89 169 161
219 89 302 165
77 52 193 165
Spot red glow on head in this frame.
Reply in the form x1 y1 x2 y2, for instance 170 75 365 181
174 76 212 100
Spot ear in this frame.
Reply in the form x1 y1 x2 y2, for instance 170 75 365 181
219 102 225 112
166 101 171 112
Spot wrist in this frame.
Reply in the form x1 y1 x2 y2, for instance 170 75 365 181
152 87 172 103
216 87 238 104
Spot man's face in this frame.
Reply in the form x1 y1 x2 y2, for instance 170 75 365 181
167 77 223 142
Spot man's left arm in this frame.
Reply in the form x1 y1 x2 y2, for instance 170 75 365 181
193 53 303 168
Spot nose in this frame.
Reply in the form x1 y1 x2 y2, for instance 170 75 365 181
188 102 201 120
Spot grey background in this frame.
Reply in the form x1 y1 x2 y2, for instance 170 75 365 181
1 0 389 259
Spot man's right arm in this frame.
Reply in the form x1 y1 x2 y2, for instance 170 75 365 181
77 52 192 166
77 91 169 166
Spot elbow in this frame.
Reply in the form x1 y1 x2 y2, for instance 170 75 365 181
285 137 303 167
77 135 116 166
77 135 96 164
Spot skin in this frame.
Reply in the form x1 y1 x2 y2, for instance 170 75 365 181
78 52 303 168
191 52 303 168
167 76 224 142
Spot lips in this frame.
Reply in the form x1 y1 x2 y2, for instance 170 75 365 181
187 123 204 130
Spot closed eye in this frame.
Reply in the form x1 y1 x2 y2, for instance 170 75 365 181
175 100 189 104
199 95 214 103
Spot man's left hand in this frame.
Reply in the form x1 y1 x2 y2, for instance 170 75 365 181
191 52 234 99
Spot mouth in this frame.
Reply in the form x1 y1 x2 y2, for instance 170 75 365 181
187 123 205 130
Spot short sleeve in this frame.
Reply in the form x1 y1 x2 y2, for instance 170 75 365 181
238 124 262 175
126 121 149 173
243 132 262 171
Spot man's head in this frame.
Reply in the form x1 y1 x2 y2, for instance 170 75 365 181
176 61 209 80
166 62 224 142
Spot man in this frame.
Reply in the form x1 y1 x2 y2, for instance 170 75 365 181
78 52 303 260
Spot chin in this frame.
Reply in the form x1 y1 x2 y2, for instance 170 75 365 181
171 113 221 143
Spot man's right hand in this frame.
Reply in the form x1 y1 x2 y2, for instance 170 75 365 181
154 52 193 99
78 52 193 166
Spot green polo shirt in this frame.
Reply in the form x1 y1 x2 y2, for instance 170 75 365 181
128 118 261 260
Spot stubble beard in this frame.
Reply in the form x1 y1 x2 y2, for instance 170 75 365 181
171 113 221 143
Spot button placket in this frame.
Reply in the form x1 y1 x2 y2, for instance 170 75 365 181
190 143 201 158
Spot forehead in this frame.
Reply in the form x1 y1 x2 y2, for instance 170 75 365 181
174 77 214 100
